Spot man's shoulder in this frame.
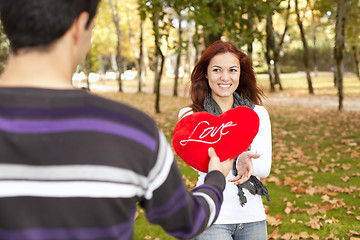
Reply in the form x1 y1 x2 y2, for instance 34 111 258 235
85 92 159 135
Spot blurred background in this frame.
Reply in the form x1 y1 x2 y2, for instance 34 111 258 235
0 0 359 111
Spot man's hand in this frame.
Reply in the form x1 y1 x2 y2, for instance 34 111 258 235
228 151 260 185
207 147 234 177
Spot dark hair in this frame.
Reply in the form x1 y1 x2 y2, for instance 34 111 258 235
0 0 101 54
190 40 265 112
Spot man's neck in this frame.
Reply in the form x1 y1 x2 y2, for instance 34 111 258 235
0 49 75 89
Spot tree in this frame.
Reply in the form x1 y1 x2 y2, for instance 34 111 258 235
0 21 9 74
264 0 290 92
173 13 183 97
140 0 170 113
189 0 225 48
167 0 190 97
346 0 360 81
108 0 124 92
266 13 277 92
295 0 314 94
138 18 144 92
334 0 347 110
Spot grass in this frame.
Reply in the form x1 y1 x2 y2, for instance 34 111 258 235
95 72 360 239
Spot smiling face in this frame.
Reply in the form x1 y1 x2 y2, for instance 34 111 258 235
206 52 240 104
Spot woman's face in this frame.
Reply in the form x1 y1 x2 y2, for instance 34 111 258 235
206 52 240 101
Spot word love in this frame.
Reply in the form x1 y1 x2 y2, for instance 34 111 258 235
173 106 260 172
180 120 237 146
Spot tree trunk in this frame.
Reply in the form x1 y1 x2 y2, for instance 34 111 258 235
152 12 165 113
313 32 318 76
273 60 283 90
173 13 182 97
125 4 141 91
246 7 254 60
153 12 160 94
84 53 91 91
138 19 144 92
352 46 360 81
334 0 347 111
108 0 123 92
266 13 275 92
266 54 275 93
295 0 314 94
272 0 290 91
155 45 165 113
194 23 200 64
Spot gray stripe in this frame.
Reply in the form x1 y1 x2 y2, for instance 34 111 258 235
148 131 169 182
0 164 149 187
143 131 174 199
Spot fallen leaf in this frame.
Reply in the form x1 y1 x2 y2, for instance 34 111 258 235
284 201 298 214
281 233 296 240
267 215 282 227
310 233 320 239
299 232 311 238
267 176 283 186
341 163 351 171
306 216 323 230
348 230 360 236
268 227 280 239
341 176 350 182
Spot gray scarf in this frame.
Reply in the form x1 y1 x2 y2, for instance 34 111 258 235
203 92 270 206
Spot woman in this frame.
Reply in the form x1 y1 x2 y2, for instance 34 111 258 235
178 40 272 240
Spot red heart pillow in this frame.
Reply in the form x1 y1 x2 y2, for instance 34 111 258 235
172 106 259 173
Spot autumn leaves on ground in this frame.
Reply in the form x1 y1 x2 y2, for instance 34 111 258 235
97 74 360 240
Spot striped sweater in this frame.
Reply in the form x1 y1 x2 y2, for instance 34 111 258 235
0 87 225 240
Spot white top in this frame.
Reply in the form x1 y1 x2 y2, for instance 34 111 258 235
178 105 272 224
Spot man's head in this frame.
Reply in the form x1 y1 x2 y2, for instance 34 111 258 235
0 0 101 54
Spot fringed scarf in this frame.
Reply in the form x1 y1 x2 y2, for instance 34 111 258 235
203 92 270 206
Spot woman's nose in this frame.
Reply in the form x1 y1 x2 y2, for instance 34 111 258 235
220 71 230 81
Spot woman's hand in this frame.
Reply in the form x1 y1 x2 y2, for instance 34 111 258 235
228 151 260 185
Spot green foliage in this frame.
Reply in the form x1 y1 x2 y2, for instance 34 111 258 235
280 65 298 73
254 64 268 74
0 21 9 74
279 44 356 72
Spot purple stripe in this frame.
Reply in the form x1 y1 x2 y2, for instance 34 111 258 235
147 185 188 220
0 105 152 135
194 184 223 214
169 199 206 239
0 221 133 240
0 117 156 151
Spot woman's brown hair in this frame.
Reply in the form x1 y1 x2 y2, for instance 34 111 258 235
190 40 265 112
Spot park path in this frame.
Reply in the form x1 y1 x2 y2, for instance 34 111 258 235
90 84 360 112
262 93 360 112
89 72 360 112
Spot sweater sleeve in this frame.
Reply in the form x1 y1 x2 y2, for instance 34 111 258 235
140 130 225 239
251 105 272 178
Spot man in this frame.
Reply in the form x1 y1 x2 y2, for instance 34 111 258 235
0 1 233 239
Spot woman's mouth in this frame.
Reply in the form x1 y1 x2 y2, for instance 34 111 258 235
218 83 232 89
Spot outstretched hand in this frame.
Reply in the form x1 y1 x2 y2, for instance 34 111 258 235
207 147 234 177
228 151 260 185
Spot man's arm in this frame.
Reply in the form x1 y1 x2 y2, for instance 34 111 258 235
140 132 232 239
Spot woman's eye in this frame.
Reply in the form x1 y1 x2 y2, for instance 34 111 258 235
213 69 220 72
230 69 238 72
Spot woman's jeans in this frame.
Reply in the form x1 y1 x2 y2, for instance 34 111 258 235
193 220 267 240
